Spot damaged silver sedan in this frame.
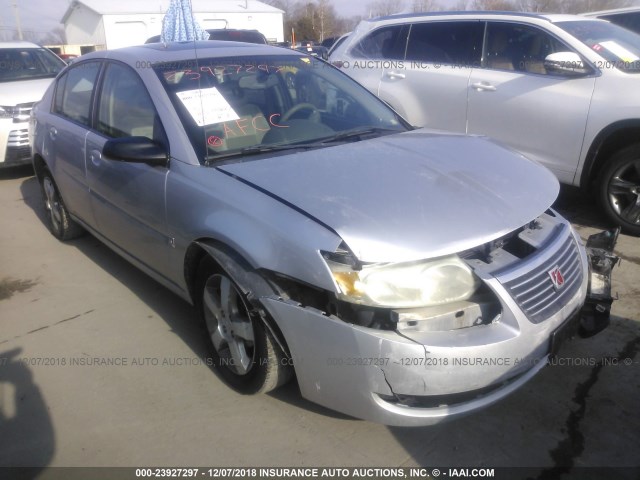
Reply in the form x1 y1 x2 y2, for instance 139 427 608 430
30 42 617 426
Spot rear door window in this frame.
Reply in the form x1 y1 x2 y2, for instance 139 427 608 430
406 21 483 66
53 61 101 126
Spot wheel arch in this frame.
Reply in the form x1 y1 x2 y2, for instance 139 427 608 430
580 120 640 190
185 239 293 360
32 154 48 184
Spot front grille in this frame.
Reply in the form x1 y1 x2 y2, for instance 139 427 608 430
501 234 583 324
7 128 29 147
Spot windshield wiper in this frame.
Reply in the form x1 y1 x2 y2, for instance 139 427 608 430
204 128 401 165
317 127 401 144
205 143 320 165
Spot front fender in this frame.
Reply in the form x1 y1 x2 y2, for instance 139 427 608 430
195 240 292 359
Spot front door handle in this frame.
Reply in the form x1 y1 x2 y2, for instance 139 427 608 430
471 82 497 92
386 71 406 80
89 149 102 166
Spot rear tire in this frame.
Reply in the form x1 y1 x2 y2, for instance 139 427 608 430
196 256 291 394
598 144 640 236
41 170 84 241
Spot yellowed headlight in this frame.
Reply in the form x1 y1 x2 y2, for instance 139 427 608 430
327 255 480 309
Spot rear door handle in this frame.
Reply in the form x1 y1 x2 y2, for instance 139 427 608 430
386 71 406 80
471 82 497 92
49 127 57 140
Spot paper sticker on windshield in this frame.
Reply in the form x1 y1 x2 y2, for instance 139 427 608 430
176 87 239 126
597 41 640 62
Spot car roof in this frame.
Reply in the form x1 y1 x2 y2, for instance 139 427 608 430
146 28 267 45
207 29 267 42
0 41 45 49
79 41 302 65
365 10 600 24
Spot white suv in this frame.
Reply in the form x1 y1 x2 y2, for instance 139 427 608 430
0 41 65 169
330 12 640 235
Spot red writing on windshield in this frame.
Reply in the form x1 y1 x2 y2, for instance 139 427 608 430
207 136 224 147
222 114 289 138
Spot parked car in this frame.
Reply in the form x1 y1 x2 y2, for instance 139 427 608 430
146 29 268 45
58 53 79 63
329 12 640 235
583 7 640 35
294 41 329 60
321 36 341 49
0 41 65 169
31 41 616 426
328 33 350 57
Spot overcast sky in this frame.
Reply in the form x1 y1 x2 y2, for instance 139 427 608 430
0 0 62 36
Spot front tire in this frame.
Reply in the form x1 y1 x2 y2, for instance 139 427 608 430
599 144 640 236
41 170 84 241
196 257 291 394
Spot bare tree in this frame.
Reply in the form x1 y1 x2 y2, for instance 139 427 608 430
16 30 40 42
316 0 338 41
518 0 631 12
291 2 315 41
40 27 66 45
367 0 406 17
341 14 366 32
412 0 440 12
562 0 632 13
471 0 518 10
260 0 297 40
517 0 562 11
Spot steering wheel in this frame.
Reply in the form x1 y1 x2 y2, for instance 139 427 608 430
281 103 321 123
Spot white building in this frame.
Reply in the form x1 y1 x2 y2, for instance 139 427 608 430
61 0 285 50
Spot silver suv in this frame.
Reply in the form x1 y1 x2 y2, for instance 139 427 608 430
330 12 640 235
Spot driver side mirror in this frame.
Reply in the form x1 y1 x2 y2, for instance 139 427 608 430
544 52 591 76
103 136 168 167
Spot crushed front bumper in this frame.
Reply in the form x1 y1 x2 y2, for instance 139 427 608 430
261 229 619 427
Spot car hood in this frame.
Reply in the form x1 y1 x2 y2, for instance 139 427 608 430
218 130 559 263
0 78 54 106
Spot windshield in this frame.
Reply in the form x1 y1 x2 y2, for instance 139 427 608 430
153 54 408 163
0 48 65 82
556 20 640 72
